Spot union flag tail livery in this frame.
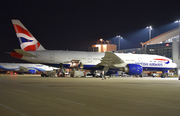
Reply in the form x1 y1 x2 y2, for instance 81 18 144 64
12 20 45 51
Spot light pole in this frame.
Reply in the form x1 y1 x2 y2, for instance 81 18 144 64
146 26 153 44
116 35 122 50
100 38 103 44
175 20 180 59
100 38 104 52
145 26 153 54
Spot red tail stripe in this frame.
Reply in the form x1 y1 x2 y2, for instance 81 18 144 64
13 24 32 37
23 42 40 51
11 52 23 59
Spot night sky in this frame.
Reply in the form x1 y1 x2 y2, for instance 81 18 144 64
0 0 180 62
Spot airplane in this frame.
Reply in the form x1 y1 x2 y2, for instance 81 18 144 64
10 19 177 78
0 63 58 74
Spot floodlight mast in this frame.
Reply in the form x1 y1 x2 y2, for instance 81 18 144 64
145 26 153 54
146 26 153 45
174 20 180 59
174 20 180 40
116 35 122 50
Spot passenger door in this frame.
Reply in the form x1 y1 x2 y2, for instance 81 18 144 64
50 54 54 61
87 55 92 63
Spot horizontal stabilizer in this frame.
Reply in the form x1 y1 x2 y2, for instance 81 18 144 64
14 49 36 57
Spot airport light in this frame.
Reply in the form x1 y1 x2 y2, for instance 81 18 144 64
146 26 153 43
100 38 104 44
174 20 180 24
174 20 180 58
145 26 153 54
116 35 123 50
99 38 104 52
174 20 180 38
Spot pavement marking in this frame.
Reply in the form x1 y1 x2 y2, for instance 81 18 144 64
0 103 26 116
8 91 22 95
56 98 85 105
62 90 180 109
16 89 28 93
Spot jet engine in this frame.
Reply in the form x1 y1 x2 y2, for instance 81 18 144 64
124 64 143 75
28 69 36 74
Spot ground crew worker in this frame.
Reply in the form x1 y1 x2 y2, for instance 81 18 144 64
84 72 86 77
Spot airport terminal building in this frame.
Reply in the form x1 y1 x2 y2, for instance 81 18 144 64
116 28 180 76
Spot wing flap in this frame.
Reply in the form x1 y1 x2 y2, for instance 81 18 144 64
99 52 126 67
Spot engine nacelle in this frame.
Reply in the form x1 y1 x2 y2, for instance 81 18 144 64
28 70 36 74
124 64 143 75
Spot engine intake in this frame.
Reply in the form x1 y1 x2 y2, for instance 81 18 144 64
124 64 143 75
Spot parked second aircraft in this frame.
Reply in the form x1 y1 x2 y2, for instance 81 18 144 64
0 63 57 74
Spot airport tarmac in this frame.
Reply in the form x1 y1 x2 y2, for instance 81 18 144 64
0 75 180 116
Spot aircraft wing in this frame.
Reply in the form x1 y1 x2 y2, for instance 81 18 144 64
98 52 127 68
14 49 37 57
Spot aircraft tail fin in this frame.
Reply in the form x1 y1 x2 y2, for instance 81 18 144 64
12 19 45 51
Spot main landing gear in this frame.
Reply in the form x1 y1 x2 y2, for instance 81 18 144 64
102 66 109 80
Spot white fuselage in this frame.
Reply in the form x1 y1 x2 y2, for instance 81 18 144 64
19 50 177 71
